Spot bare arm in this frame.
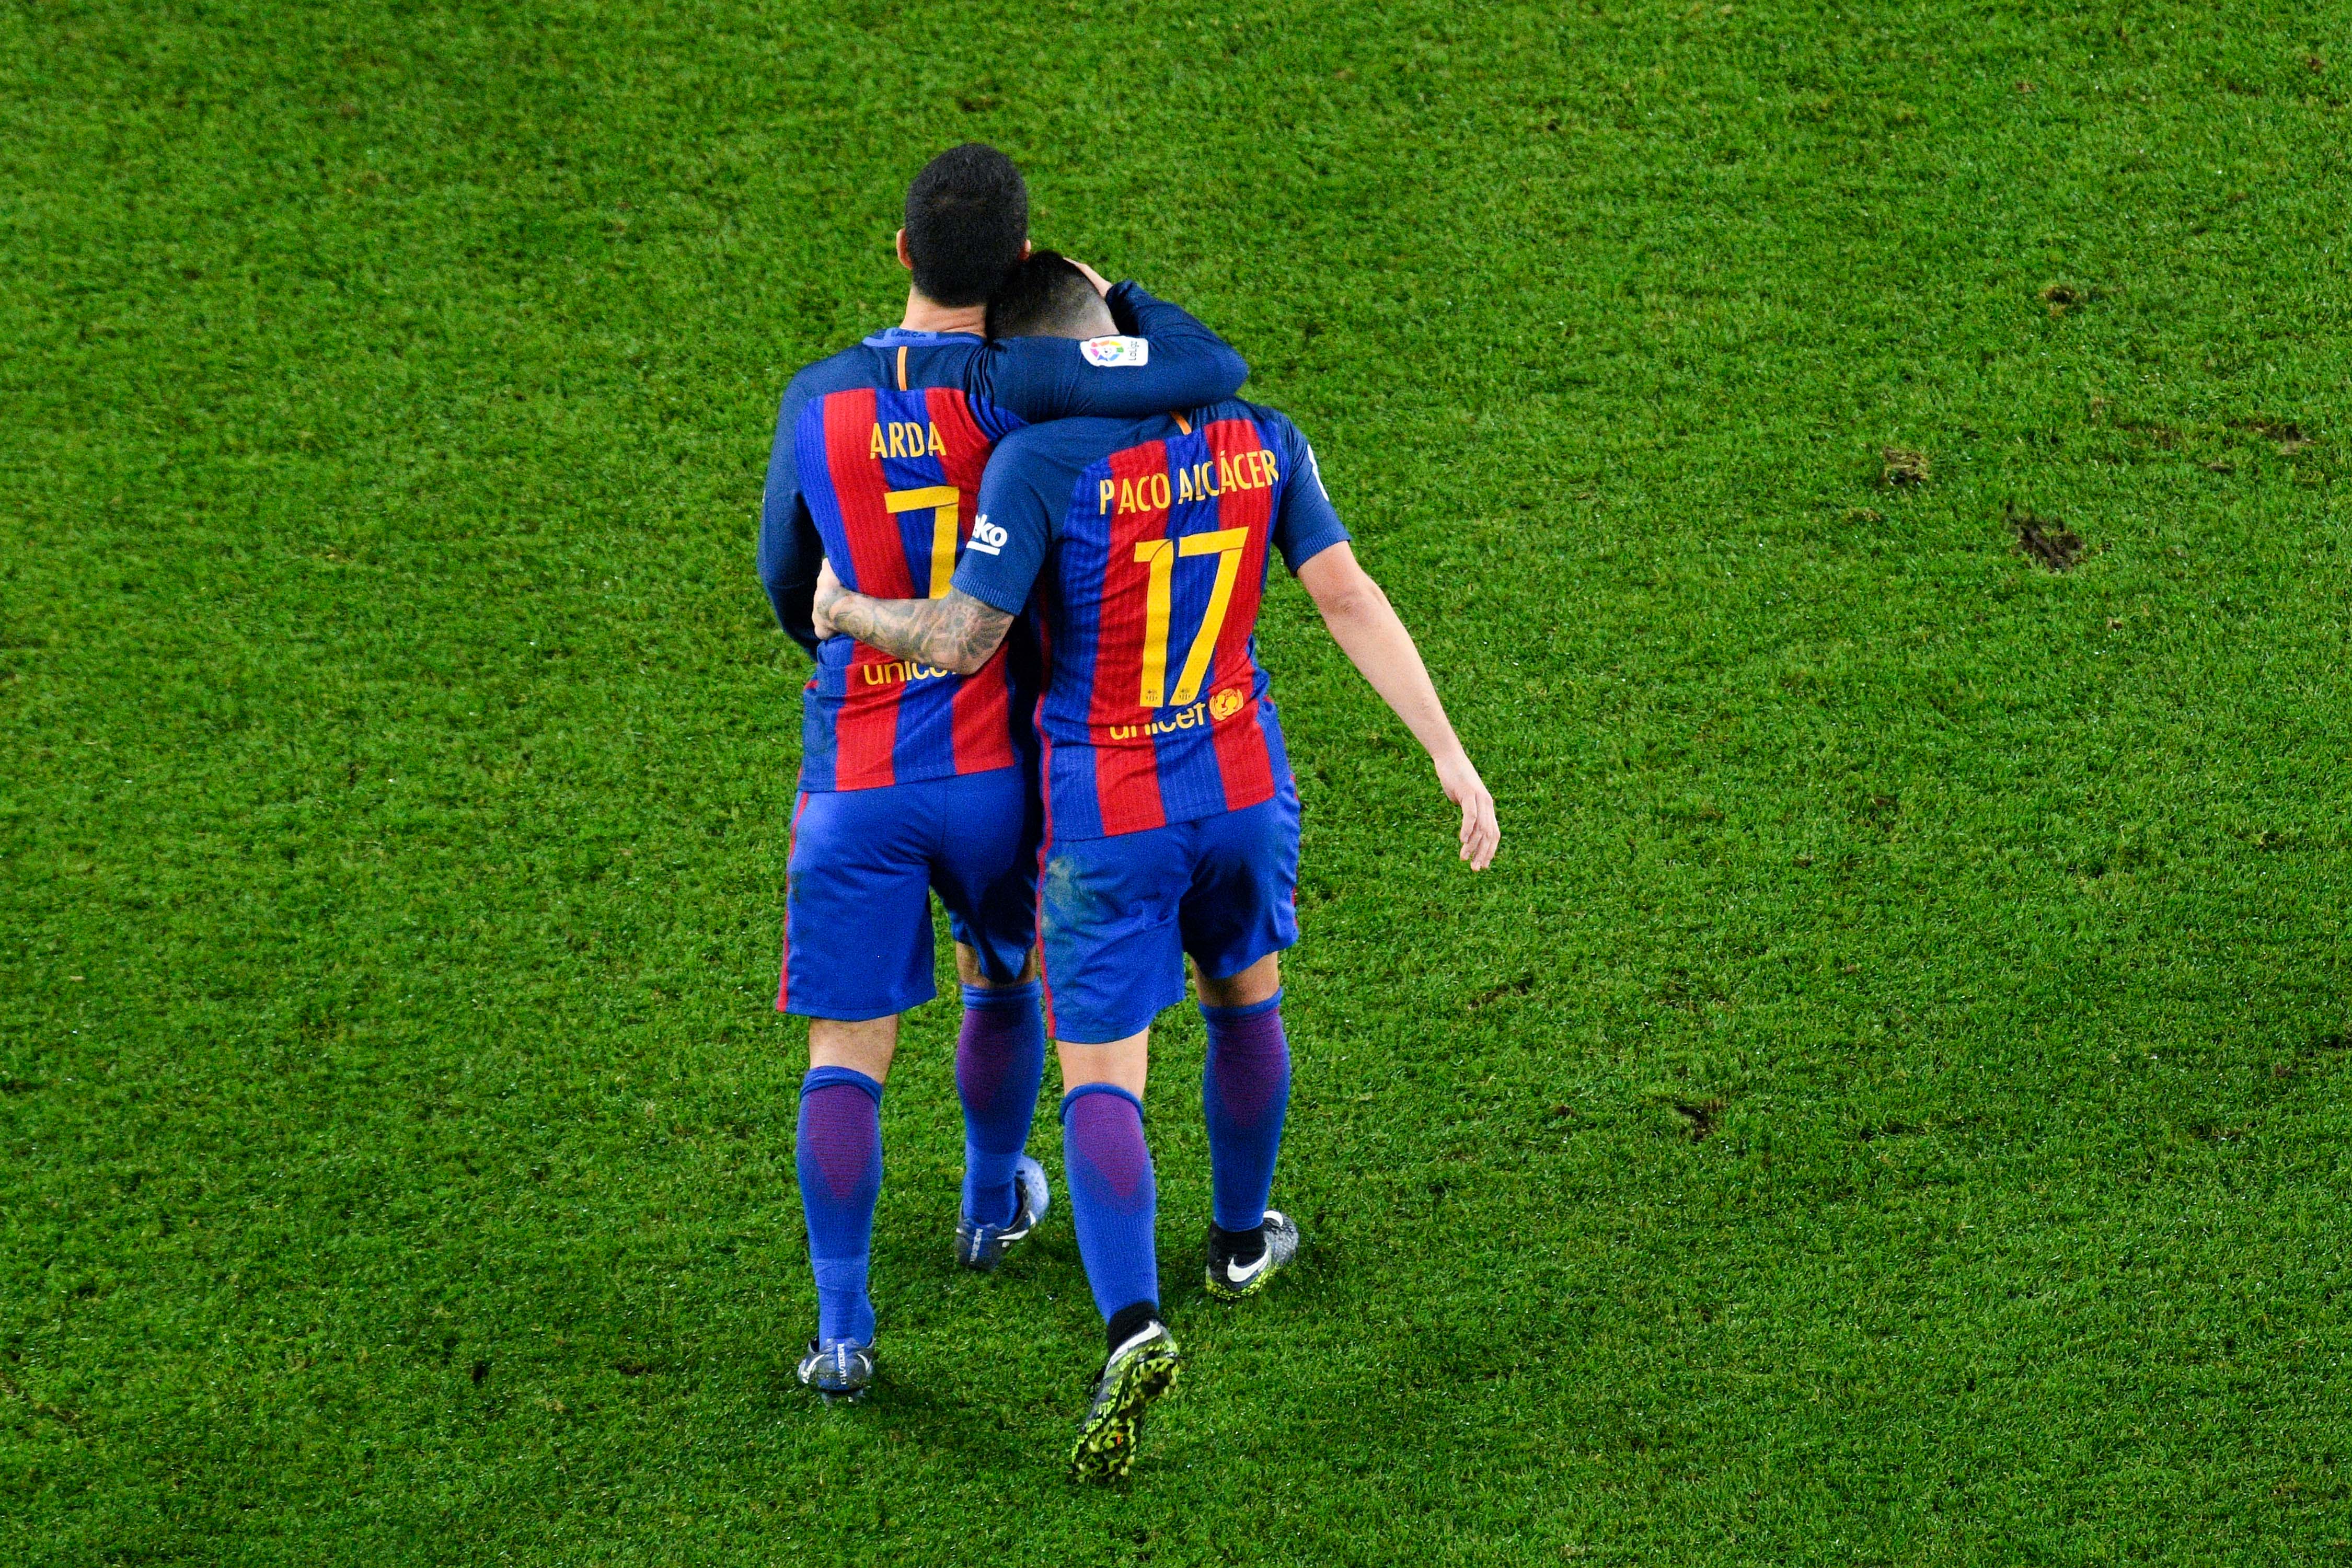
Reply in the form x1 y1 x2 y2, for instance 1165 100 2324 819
1296 543 1499 870
811 560 1013 676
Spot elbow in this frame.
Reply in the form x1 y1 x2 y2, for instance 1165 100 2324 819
934 629 1000 676
768 578 816 638
1314 575 1390 627
1214 345 1250 398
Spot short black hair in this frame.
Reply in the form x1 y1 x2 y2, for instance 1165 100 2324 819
903 144 1029 307
986 251 1102 339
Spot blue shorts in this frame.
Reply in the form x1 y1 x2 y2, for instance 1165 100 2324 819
777 766 1040 1021
1039 780 1300 1044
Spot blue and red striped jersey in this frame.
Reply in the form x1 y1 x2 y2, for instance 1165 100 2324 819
955 400 1351 838
758 284 1249 792
791 376 1022 789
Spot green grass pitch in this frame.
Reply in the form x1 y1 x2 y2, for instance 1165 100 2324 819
5 0 2349 1561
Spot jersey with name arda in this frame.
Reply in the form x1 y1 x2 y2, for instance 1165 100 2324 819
790 345 1027 791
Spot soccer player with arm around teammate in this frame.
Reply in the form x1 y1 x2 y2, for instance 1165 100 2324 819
813 253 1497 1471
758 147 1250 1403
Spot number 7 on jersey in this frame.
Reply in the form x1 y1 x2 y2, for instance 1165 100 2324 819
884 485 962 599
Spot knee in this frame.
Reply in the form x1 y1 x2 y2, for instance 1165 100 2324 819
1195 953 1281 1011
809 1015 898 1082
956 942 1041 987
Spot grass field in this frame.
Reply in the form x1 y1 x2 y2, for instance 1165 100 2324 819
6 0 2350 1561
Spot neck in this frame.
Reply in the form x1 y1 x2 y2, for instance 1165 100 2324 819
900 289 985 336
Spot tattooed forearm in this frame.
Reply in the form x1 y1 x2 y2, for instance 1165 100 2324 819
822 586 1013 675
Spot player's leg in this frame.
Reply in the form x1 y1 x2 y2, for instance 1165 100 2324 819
949 943 1048 1261
1181 779 1305 1301
778 788 938 1397
929 765 1051 1266
1059 1031 1179 1482
1036 822 1190 1479
799 1013 900 1355
1195 953 1290 1275
1058 1032 1156 1344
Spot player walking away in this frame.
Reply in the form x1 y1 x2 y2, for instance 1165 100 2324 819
812 255 1498 1472
758 149 1251 1403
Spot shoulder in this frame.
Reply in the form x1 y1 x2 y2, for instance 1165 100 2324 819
980 419 1128 520
1175 397 1293 439
897 333 988 385
993 416 1133 474
1202 402 1332 516
783 344 884 408
1235 399 1302 439
839 328 994 393
963 333 1070 399
1238 403 1321 477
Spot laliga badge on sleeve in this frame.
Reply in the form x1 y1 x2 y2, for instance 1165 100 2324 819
1078 335 1150 368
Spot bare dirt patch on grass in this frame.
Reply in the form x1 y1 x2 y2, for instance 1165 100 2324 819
2008 503 2084 570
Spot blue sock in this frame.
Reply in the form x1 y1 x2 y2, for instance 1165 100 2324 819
1201 991 1291 1233
1061 1083 1159 1324
955 981 1046 1228
796 1066 882 1347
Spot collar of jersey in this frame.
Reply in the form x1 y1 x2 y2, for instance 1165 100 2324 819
863 327 982 347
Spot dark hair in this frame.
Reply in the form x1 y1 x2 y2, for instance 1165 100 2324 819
985 251 1102 339
903 144 1029 307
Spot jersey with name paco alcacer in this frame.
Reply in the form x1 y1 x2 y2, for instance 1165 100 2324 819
758 284 1249 792
954 399 1350 840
